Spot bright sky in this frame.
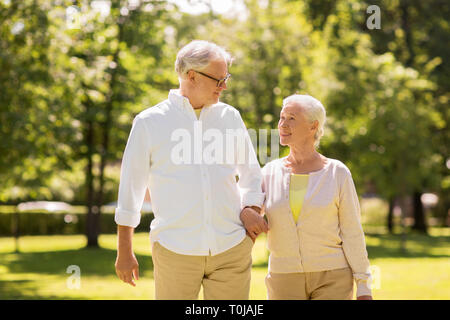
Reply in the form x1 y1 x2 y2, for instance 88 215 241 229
88 0 245 16
65 0 247 28
168 0 245 16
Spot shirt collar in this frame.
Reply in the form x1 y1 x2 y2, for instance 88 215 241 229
168 89 192 108
168 89 217 115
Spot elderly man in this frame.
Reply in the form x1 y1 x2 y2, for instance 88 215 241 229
114 40 268 300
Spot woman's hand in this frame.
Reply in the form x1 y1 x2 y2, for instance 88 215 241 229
240 206 269 241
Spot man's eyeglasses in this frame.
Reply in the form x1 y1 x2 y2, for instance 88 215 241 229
193 70 231 87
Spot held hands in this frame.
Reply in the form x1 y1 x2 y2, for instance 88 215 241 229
115 253 140 287
240 206 269 242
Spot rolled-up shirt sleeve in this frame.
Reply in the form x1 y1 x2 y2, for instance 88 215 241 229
338 173 372 297
114 116 151 228
234 111 265 210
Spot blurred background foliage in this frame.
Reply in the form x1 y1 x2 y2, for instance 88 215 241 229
0 0 448 245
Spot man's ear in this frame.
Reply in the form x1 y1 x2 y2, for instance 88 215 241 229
186 70 196 83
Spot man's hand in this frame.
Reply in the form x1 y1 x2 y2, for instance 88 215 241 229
240 206 269 242
115 253 140 287
116 225 139 287
357 295 373 300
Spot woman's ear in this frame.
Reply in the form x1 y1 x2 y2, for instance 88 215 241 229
311 120 319 132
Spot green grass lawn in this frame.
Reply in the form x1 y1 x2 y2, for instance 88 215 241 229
0 228 449 300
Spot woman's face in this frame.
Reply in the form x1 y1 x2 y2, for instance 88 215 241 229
278 102 317 147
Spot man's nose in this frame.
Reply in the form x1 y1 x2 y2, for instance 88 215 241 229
218 81 227 90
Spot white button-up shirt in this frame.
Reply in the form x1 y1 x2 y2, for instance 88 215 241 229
115 89 264 256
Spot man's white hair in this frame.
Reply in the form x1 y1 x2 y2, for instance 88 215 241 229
282 94 327 148
175 40 233 79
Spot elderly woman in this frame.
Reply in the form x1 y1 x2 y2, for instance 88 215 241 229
260 94 372 300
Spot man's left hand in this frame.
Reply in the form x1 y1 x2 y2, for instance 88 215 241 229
240 206 268 241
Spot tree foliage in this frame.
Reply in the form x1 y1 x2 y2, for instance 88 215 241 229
1 0 448 245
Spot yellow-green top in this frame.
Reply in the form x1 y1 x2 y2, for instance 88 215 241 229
289 173 309 223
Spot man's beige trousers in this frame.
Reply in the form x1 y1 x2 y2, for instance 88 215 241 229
265 267 354 300
152 236 254 300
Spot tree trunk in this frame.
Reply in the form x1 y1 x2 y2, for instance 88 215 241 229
387 196 395 234
398 196 407 254
85 95 98 247
400 0 415 68
95 18 129 247
411 191 427 233
97 17 124 219
13 209 20 252
439 192 450 227
85 114 99 247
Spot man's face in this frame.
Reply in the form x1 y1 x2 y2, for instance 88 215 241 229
191 58 228 107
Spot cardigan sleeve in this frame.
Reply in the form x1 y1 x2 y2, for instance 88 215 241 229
338 172 372 297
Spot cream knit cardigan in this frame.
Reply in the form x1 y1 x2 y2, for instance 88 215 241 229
262 157 372 297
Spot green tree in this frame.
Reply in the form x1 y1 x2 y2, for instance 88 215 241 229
57 0 177 246
0 0 179 247
355 0 449 230
292 0 447 232
0 0 72 202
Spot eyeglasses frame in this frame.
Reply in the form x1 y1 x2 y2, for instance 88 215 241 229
192 70 231 87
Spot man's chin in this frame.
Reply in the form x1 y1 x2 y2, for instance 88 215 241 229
210 97 220 105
